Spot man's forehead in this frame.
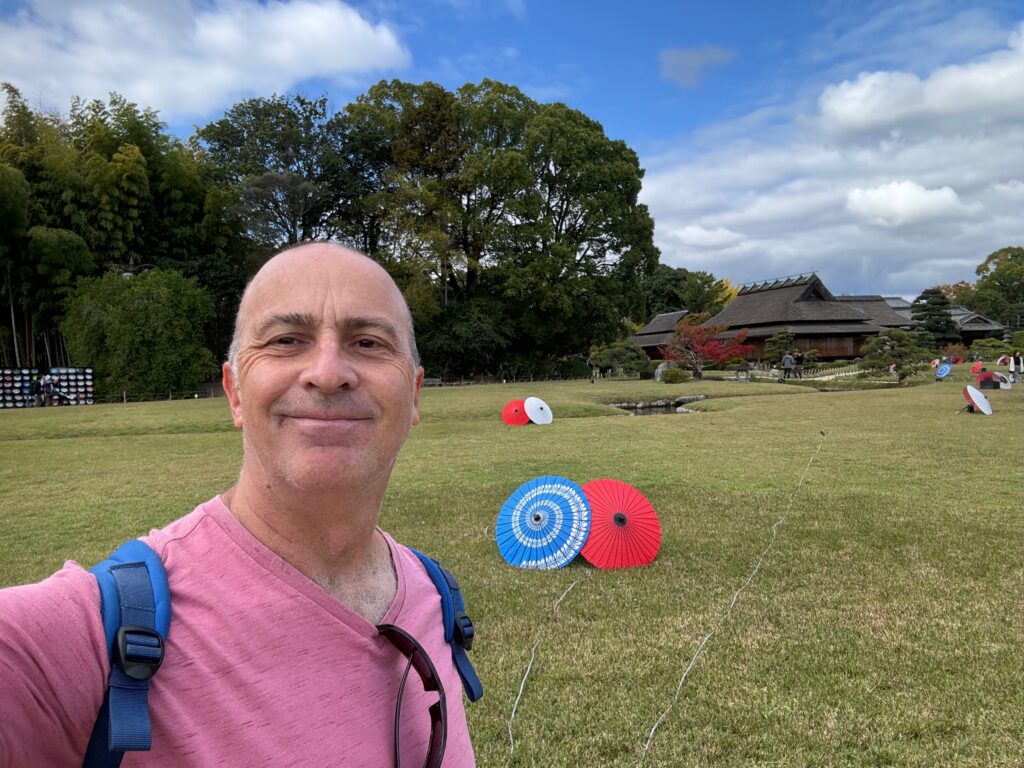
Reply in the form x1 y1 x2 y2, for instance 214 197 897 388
240 247 405 323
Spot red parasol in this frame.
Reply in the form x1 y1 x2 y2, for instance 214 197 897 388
962 385 993 415
501 399 530 426
580 479 661 569
970 361 983 374
974 371 996 388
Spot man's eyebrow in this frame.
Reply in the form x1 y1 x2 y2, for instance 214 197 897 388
343 316 402 343
252 312 317 338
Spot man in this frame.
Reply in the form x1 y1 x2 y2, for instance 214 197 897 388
0 244 475 766
781 350 795 380
793 350 804 379
1010 350 1022 385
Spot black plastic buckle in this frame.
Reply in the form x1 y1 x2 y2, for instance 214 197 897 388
453 611 474 652
113 625 165 681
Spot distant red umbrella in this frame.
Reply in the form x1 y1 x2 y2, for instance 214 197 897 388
501 399 530 426
970 361 983 374
962 385 993 415
580 479 661 569
975 370 996 388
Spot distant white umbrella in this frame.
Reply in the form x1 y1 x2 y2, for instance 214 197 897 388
524 396 553 425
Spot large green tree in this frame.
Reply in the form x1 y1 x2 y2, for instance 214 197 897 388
973 246 1024 327
325 78 659 376
640 263 732 317
63 268 216 399
194 94 353 248
0 162 30 366
1 84 250 366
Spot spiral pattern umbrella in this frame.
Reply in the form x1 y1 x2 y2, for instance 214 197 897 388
496 476 590 569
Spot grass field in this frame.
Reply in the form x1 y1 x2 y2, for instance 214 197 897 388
2 373 1023 766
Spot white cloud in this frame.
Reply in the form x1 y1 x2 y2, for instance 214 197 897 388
641 17 1024 298
819 22 1024 133
0 0 409 120
660 46 735 88
846 181 978 228
990 179 1024 197
663 225 744 249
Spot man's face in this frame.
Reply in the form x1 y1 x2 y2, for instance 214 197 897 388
223 246 423 493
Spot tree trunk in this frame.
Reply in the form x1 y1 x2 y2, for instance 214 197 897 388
43 328 53 369
6 267 19 367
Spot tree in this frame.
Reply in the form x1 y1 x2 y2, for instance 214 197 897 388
194 94 350 247
911 287 959 350
660 314 752 380
588 340 649 376
639 264 732 317
858 329 924 382
329 78 658 375
764 331 795 365
973 246 1024 328
935 280 977 307
0 162 30 365
969 337 1009 360
63 268 216 399
25 226 94 367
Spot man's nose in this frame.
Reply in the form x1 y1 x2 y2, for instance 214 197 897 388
300 339 358 393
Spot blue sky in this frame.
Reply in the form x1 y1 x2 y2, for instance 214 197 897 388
2 0 1023 300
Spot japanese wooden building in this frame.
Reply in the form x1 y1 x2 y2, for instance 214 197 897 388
699 273 913 361
629 310 689 358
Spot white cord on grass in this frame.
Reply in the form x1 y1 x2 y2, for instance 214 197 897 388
504 577 585 766
636 431 830 766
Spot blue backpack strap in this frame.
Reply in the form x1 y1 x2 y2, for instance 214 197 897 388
83 540 170 768
410 549 484 703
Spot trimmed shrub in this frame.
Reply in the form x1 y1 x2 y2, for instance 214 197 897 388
662 367 687 384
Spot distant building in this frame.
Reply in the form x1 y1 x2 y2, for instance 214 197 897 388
696 273 913 361
883 296 913 321
883 297 1005 343
949 306 1005 343
629 310 689 359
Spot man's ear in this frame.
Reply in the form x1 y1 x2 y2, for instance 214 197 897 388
410 366 424 426
223 362 244 429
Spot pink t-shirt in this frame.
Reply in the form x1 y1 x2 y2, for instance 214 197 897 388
0 497 475 767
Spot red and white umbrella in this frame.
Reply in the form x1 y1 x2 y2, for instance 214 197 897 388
501 399 530 426
963 385 993 415
580 479 661 569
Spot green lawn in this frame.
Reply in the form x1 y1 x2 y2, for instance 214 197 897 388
2 374 1022 767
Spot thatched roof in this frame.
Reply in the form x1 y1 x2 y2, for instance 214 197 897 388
629 310 688 349
835 296 915 327
704 274 867 329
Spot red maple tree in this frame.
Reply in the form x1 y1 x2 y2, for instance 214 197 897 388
659 314 753 380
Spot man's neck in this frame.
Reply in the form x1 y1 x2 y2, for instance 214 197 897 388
222 477 397 623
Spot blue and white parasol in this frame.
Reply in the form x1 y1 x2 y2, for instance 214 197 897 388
496 475 591 569
935 363 952 379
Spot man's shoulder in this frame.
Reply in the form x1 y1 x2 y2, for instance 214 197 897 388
141 496 225 558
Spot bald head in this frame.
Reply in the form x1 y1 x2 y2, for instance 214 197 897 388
228 243 419 372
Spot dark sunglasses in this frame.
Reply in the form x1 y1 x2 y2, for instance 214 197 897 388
377 624 448 768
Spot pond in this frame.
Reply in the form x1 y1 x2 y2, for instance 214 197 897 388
611 395 705 416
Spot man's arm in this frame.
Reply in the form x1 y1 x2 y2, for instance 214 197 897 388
0 565 109 767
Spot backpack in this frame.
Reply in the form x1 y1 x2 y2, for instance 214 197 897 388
83 540 483 768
